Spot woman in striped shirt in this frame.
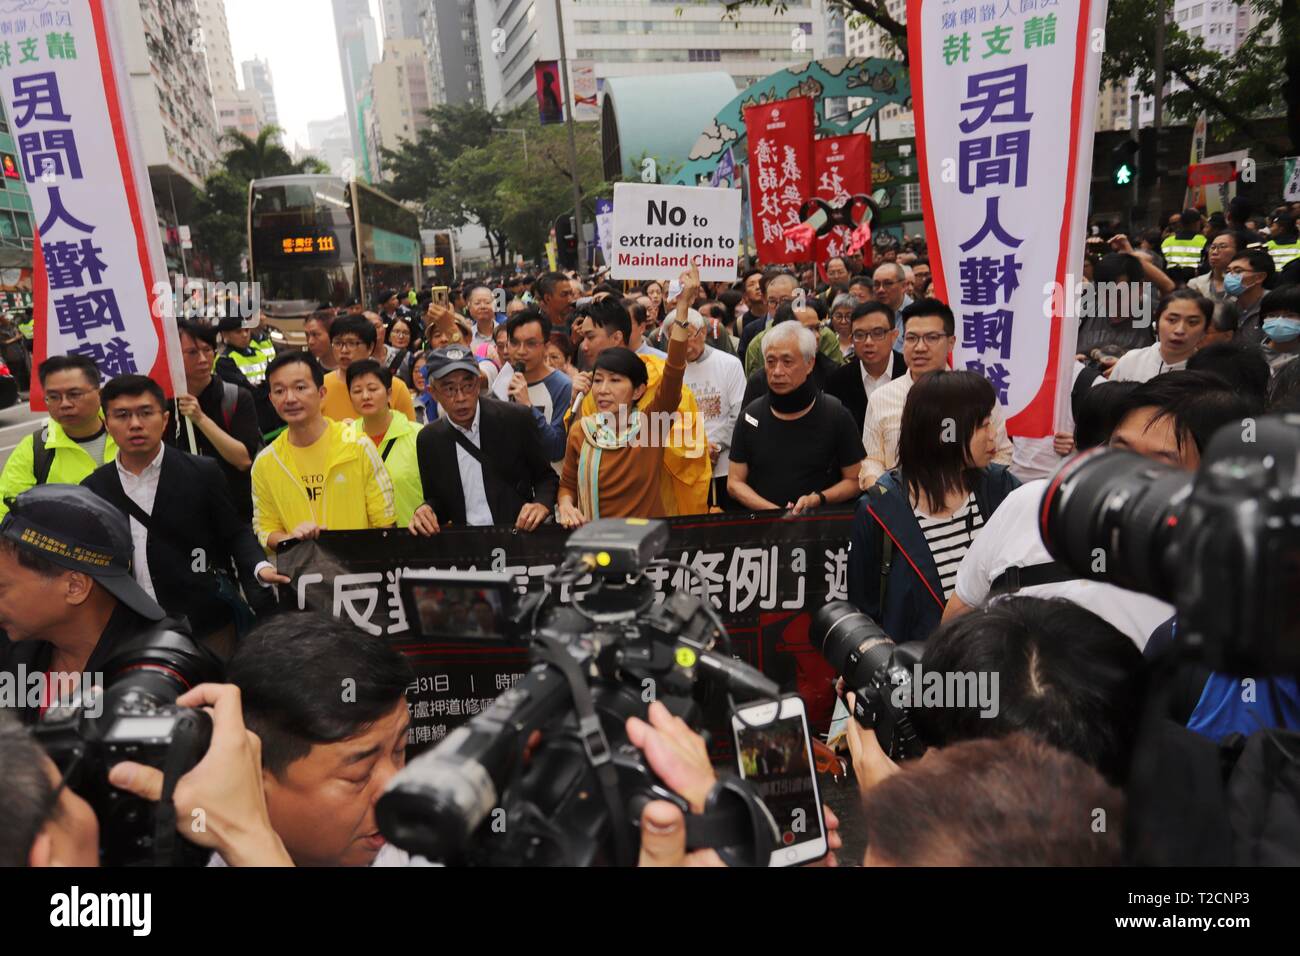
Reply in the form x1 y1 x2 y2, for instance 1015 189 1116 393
847 371 1020 642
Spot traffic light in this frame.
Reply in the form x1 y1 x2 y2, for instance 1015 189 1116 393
1138 127 1158 187
556 215 578 270
1111 139 1139 188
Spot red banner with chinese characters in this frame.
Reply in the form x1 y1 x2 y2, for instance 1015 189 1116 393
745 97 814 265
814 133 872 264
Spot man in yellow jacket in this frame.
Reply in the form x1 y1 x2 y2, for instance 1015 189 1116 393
0 355 117 516
253 352 396 552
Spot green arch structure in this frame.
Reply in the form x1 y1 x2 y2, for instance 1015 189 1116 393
677 56 912 187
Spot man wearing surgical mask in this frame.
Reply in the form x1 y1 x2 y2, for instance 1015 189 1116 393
1257 287 1300 373
1224 249 1273 345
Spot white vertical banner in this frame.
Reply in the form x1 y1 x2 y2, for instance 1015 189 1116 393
0 0 182 410
909 0 1108 437
569 59 598 123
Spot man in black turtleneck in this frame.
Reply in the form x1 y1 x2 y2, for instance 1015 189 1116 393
726 319 864 514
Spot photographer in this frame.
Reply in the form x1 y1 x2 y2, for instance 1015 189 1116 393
0 684 292 867
0 485 178 722
221 612 416 867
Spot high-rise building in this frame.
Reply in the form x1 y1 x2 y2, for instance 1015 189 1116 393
380 0 423 42
195 0 264 143
368 38 436 181
419 0 485 107
113 0 223 274
333 0 382 162
475 0 827 113
241 58 280 132
308 115 355 178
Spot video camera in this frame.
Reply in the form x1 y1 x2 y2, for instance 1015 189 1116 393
1040 412 1300 675
32 626 221 867
377 518 783 866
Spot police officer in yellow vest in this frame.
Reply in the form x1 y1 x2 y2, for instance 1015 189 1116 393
1161 208 1208 285
1265 212 1300 271
0 355 117 517
217 316 283 439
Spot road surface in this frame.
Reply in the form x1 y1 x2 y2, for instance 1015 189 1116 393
0 396 43 472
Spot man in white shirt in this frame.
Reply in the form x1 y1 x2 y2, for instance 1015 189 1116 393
944 369 1262 648
1108 289 1211 383
858 298 1012 489
680 307 746 508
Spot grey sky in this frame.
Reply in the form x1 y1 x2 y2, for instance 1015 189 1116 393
225 0 383 153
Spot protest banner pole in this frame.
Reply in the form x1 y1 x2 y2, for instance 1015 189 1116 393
554 0 585 275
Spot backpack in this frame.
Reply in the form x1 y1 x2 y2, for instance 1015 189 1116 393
30 424 53 485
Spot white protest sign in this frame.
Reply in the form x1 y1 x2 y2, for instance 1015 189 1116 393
0 0 182 410
611 182 741 282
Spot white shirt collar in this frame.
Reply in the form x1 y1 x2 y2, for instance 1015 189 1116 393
116 443 165 479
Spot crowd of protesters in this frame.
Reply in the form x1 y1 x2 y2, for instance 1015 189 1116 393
2 191 1300 870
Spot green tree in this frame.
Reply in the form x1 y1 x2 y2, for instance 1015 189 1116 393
719 0 1300 154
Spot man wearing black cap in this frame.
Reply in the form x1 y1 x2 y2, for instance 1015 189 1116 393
217 315 282 437
409 346 557 535
0 485 181 720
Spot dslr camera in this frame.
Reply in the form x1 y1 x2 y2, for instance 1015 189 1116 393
812 602 927 761
33 626 221 866
1040 413 1300 675
377 518 782 866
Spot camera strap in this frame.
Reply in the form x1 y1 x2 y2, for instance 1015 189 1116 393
151 716 204 867
532 633 636 867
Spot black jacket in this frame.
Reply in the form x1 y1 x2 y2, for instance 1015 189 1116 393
417 396 559 527
82 446 267 637
824 352 909 434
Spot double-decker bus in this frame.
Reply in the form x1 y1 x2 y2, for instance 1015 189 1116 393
248 175 420 342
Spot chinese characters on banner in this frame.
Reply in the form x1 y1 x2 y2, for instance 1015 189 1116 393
908 0 1108 437
744 97 814 265
814 134 871 264
0 0 181 410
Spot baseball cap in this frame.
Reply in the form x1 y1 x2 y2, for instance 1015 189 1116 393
0 485 166 621
423 346 481 381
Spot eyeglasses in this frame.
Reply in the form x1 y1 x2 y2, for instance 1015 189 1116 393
435 380 478 398
333 338 366 350
108 407 161 423
903 332 951 347
873 279 899 289
44 389 96 404
851 328 892 342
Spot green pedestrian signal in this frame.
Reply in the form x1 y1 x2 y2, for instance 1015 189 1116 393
1111 138 1140 189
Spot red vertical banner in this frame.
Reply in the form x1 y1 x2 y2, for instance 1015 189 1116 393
744 97 814 265
814 134 872 263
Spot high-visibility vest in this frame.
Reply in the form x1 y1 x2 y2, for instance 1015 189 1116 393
1265 239 1300 271
224 343 269 385
17 315 34 340
1161 233 1206 269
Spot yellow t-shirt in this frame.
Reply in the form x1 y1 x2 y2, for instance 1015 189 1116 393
285 429 332 524
321 369 417 422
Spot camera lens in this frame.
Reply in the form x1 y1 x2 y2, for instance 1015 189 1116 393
1040 448 1191 599
99 628 223 713
812 601 896 690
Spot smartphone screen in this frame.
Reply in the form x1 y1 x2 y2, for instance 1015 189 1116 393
732 698 826 866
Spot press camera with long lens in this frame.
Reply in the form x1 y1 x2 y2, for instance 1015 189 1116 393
32 626 221 866
1040 413 1300 675
812 602 927 760
377 518 782 866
